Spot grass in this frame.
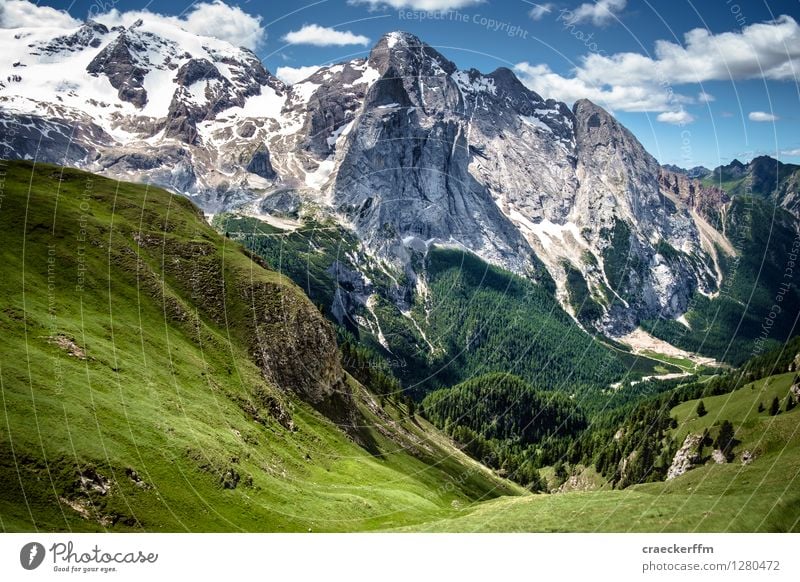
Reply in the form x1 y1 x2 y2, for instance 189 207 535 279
671 372 797 444
397 370 800 531
0 161 520 532
639 350 709 374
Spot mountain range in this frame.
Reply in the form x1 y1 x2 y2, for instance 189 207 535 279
6 19 798 351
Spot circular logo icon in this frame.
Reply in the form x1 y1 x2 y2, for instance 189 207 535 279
20 542 46 570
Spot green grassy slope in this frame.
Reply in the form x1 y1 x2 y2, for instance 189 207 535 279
402 369 800 532
0 161 521 532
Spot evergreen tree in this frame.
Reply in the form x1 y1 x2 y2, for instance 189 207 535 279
770 396 781 416
696 400 707 417
785 395 796 412
407 397 416 418
553 461 568 484
715 420 736 460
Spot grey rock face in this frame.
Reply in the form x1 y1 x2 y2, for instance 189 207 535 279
259 190 301 217
327 261 374 326
332 34 541 274
568 99 716 330
244 145 276 180
294 60 375 158
658 167 729 224
0 111 111 165
32 20 108 55
97 145 196 192
86 30 150 108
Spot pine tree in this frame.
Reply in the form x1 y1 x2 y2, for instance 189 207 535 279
785 395 796 412
770 396 781 416
696 400 707 417
715 420 735 460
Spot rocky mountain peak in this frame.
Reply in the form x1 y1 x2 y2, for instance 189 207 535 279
30 19 109 56
368 31 457 77
574 98 625 138
86 29 152 108
487 66 537 98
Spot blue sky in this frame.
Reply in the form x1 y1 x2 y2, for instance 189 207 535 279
10 0 800 169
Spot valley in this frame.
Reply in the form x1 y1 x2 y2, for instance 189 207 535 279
1 12 799 534
1 162 798 532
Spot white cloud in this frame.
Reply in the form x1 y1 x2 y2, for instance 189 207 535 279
564 0 626 26
657 110 696 125
578 15 800 85
283 24 369 47
780 148 800 157
276 65 322 84
0 0 80 29
94 1 266 51
528 3 554 21
698 91 715 103
749 111 779 122
350 0 483 9
515 16 800 113
514 62 689 112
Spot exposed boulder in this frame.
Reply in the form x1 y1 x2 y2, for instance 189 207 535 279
667 433 704 480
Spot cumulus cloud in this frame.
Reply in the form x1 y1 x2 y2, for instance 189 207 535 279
514 62 690 113
283 24 369 47
276 65 322 84
565 0 626 26
749 111 779 122
780 148 800 157
515 16 800 114
578 15 800 85
0 0 80 29
94 1 267 51
528 3 554 21
657 110 696 125
350 0 483 9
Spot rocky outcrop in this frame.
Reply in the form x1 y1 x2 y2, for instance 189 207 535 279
327 261 374 325
32 20 108 55
259 190 301 217
667 433 704 480
86 30 149 108
241 279 346 407
97 145 196 192
0 111 111 165
295 60 376 158
164 59 236 144
244 145 276 179
658 167 729 224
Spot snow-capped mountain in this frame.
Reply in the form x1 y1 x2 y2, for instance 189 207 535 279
0 21 736 335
